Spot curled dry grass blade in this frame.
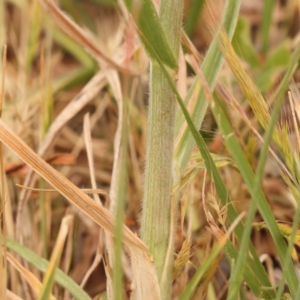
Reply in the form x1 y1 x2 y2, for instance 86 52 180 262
0 119 161 300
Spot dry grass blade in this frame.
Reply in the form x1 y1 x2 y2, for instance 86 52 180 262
60 209 74 300
83 113 101 205
107 70 124 212
80 113 104 290
16 184 109 197
16 70 106 240
37 70 107 159
39 0 139 75
0 118 141 247
38 215 73 300
0 119 161 299
6 252 56 300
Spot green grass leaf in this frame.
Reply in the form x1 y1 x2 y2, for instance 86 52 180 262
125 0 178 69
175 0 240 175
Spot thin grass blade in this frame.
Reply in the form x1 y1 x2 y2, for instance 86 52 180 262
174 0 241 176
38 215 73 300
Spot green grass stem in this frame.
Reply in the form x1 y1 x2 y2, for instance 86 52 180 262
111 93 128 300
140 1 183 299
